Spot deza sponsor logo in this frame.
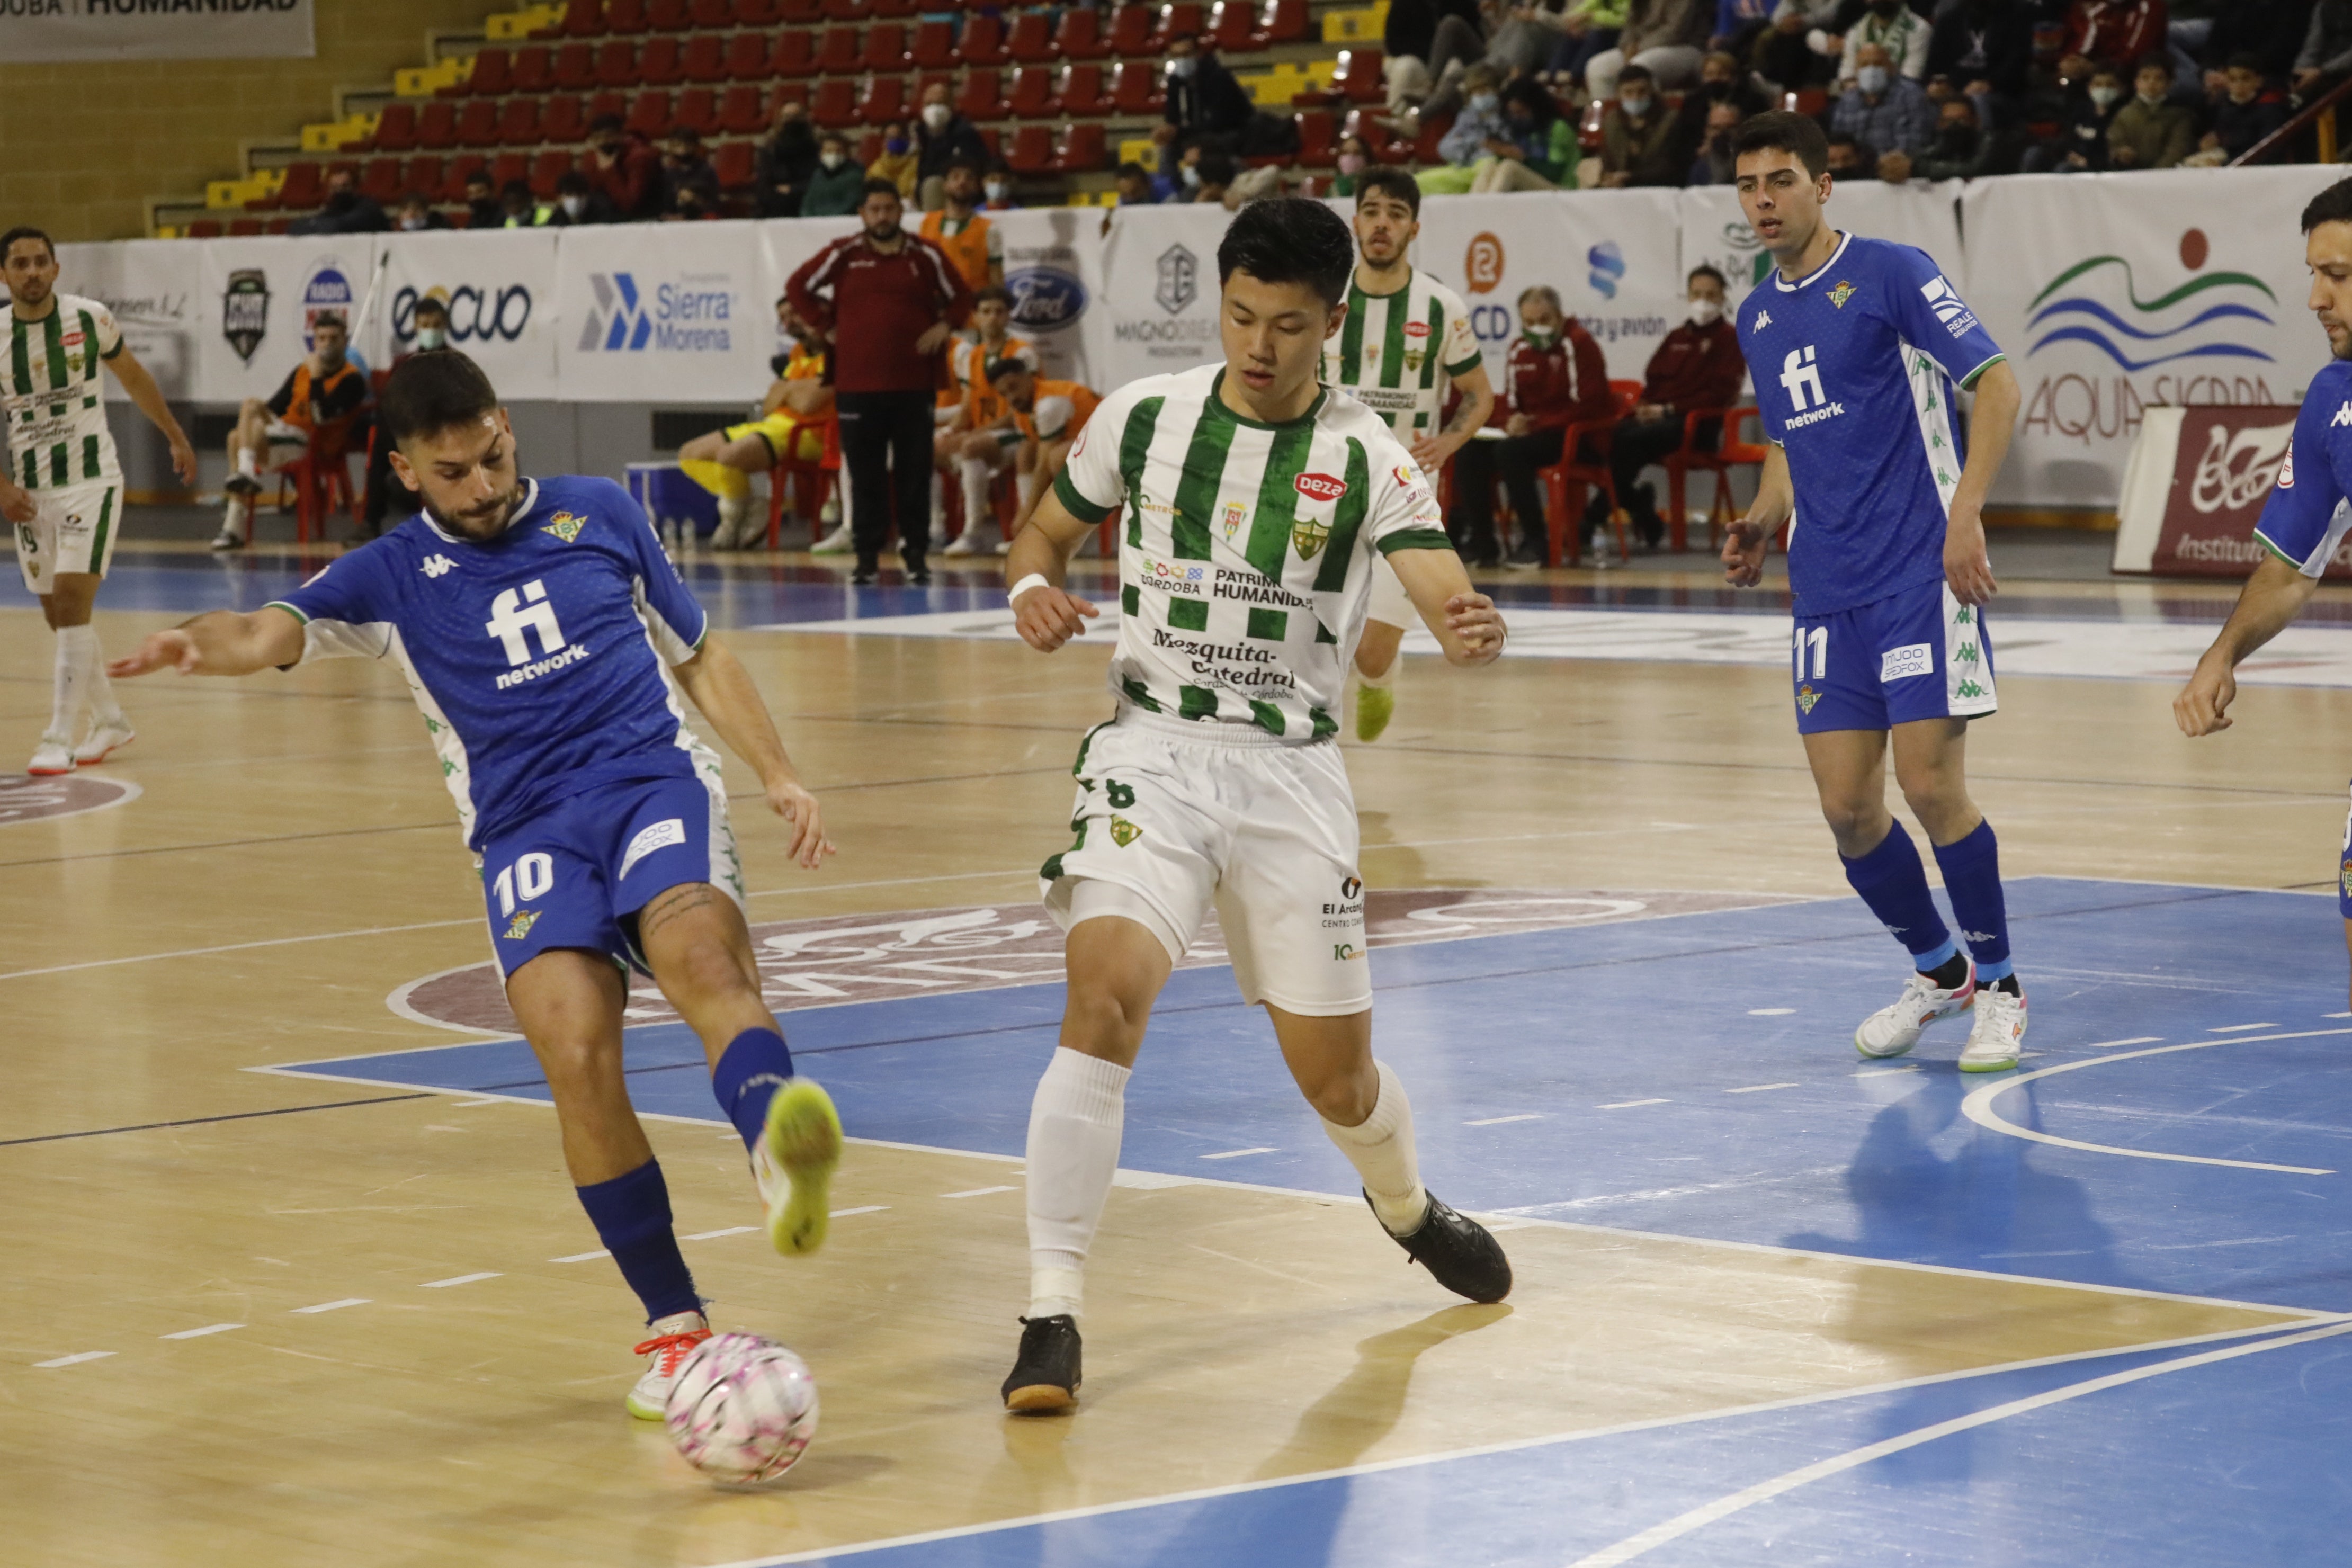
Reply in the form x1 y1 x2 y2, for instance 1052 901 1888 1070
579 271 736 352
2021 228 2283 447
394 282 532 346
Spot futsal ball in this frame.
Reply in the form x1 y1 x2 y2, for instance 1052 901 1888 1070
663 1332 820 1484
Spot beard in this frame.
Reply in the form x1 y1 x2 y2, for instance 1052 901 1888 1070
424 484 522 540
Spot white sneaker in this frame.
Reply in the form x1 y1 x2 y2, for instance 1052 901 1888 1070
810 522 854 554
1959 983 2026 1072
1854 960 1976 1059
713 497 749 549
27 737 74 776
73 719 134 766
625 1309 712 1420
941 528 989 556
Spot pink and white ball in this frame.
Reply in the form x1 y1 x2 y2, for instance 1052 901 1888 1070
663 1332 820 1483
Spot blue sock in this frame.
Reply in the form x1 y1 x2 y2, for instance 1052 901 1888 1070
712 1026 795 1153
1933 819 2013 982
1841 822 1957 967
575 1159 700 1324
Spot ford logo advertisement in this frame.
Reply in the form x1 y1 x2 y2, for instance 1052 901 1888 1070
1006 266 1088 332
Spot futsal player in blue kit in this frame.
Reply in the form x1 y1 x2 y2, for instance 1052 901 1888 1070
1718 113 2030 1072
108 351 845 1420
2179 177 2352 998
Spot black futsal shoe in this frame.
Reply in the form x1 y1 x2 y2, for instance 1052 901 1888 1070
1370 1190 1514 1303
1001 1314 1082 1412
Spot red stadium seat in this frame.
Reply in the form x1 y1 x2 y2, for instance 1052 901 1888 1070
626 88 672 138
1159 3 1205 47
512 44 555 92
732 0 777 21
228 217 264 235
594 39 639 87
771 30 816 76
1056 7 1107 59
544 0 605 38
860 74 908 126
821 0 859 18
861 22 910 69
639 35 684 83
489 151 530 190
1007 12 1056 62
811 76 860 128
713 139 756 187
674 86 719 134
1108 4 1157 54
542 94 588 142
456 98 500 146
873 0 918 16
529 148 576 198
554 40 597 88
646 0 691 28
417 100 460 149
267 161 324 211
958 13 1007 66
1008 65 1059 118
1112 59 1164 115
977 125 1001 161
911 19 957 68
1059 62 1112 117
497 97 543 146
404 155 445 198
605 0 648 29
854 129 883 164
777 0 820 21
690 0 731 25
1295 107 1336 166
587 88 629 122
1409 109 1448 164
1057 121 1105 171
186 219 223 238
361 157 405 204
441 154 488 201
1211 0 1265 51
1005 123 1054 172
721 30 769 80
1260 0 1308 42
373 101 419 153
956 67 1008 121
458 47 512 97
771 79 809 112
1331 48 1383 103
915 68 955 102
718 82 767 133
818 24 861 73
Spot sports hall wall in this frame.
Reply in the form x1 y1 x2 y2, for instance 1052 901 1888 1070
0 0 489 248
53 163 2344 514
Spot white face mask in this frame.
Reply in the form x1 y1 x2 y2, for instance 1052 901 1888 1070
1688 297 1723 326
821 150 845 169
1855 65 1889 96
1169 55 1198 78
1617 94 1650 119
2088 84 2121 110
399 214 427 231
561 194 585 217
922 102 952 130
1181 164 1202 188
415 326 447 351
984 178 1010 202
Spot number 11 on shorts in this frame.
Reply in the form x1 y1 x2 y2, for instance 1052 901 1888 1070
1793 625 1826 682
494 852 554 917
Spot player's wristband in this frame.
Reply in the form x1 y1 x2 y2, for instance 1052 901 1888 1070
1008 573 1052 608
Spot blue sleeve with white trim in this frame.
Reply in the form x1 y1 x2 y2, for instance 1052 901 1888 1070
605 478 709 660
2253 364 2352 576
1881 244 2005 389
271 538 401 630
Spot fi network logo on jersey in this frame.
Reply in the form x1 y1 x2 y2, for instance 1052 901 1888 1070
487 579 591 688
1778 346 1845 428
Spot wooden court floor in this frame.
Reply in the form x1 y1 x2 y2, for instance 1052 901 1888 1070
2 550 2346 1566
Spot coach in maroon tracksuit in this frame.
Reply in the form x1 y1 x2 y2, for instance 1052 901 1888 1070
1449 285 1612 568
788 177 973 583
1608 262 1746 548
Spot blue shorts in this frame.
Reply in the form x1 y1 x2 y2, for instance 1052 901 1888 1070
2339 785 2352 919
1791 579 1998 734
478 772 742 980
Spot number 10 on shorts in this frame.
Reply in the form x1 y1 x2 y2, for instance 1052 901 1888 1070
494 852 555 916
1793 625 1826 681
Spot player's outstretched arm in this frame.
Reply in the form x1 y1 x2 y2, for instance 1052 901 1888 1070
1722 444 1793 588
108 606 305 679
1005 487 1099 653
1411 362 1496 473
1387 548 1506 666
2176 555 2319 737
669 635 834 868
1943 360 2020 607
105 346 198 487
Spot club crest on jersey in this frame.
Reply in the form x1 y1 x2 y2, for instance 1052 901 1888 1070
1403 348 1425 372
1108 815 1142 847
542 512 586 543
1220 500 1248 538
1796 684 1821 714
1827 281 1858 309
1291 516 1331 560
502 909 542 941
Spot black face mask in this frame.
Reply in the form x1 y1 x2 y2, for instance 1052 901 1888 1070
1706 78 1736 100
1936 124 1979 156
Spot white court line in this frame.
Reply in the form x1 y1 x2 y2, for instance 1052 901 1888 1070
1725 1083 1799 1095
1747 1008 1795 1016
940 1186 1018 1199
289 1298 368 1314
550 1249 610 1263
160 1323 242 1340
1564 1316 2352 1568
34 1351 114 1368
419 1272 500 1288
450 1097 504 1107
2208 1023 2279 1033
1199 1148 1279 1160
1466 1114 1544 1126
1854 1065 1921 1079
1961 1028 2352 1176
1599 1099 1669 1109
2086 1036 2163 1049
830 1205 890 1218
682 1226 755 1241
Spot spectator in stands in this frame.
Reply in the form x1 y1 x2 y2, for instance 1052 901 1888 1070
1583 0 1710 101
1448 285 1611 569
586 112 663 222
1689 97 1748 181
496 178 543 228
1468 75 1578 189
1710 0 1773 56
394 192 447 231
871 121 921 201
1113 162 1161 204
213 312 368 551
461 168 500 230
2065 0 2168 71
919 159 1003 293
2199 1 2311 93
1926 0 2034 123
659 128 722 220
1383 0 1487 109
1425 64 1512 189
361 295 448 540
785 177 973 585
1672 46 1773 151
1329 136 1374 198
2107 51 2197 165
290 167 388 236
548 168 616 225
2025 58 2126 169
982 166 1017 210
2295 0 2352 99
1158 35 1257 173
802 131 868 216
756 98 820 219
1605 264 1743 549
1877 94 2001 180
1836 0 1932 85
1547 0 1630 89
1832 42 1938 158
1757 0 1845 93
915 80 990 211
2189 53 2290 162
678 297 839 550
1599 64 1691 185
1824 129 1872 174
1190 149 1241 207
1476 0 1581 84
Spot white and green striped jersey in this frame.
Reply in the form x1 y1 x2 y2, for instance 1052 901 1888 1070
1320 267 1484 446
1052 361 1451 742
2 292 124 492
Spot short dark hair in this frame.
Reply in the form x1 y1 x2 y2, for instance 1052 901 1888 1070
945 155 983 177
2136 52 2175 79
1196 148 1238 185
973 283 1013 308
984 355 1033 382
381 349 500 446
556 169 590 195
1116 161 1150 181
2302 177 2352 234
1618 64 1655 90
312 311 347 334
465 168 493 189
1216 195 1354 307
588 113 624 135
1731 110 1830 178
861 176 903 202
0 226 55 263
413 295 450 321
1353 166 1422 216
1687 263 1728 290
500 178 533 200
2226 52 2266 74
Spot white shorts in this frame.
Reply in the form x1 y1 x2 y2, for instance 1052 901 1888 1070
263 420 309 464
1364 552 1415 632
13 479 122 594
1039 712 1372 1016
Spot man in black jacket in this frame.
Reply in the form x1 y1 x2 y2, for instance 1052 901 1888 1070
756 98 821 218
1155 36 1256 175
291 167 389 236
1924 0 2033 125
914 81 990 211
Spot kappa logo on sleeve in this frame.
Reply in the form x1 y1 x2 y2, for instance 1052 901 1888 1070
2280 438 2297 488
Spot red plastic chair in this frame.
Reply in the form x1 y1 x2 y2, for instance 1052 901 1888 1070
1159 3 1205 47
440 154 488 202
647 0 691 28
186 219 224 238
811 77 860 128
766 418 841 545
911 19 958 68
606 0 649 30
360 157 405 205
1059 63 1112 118
594 38 640 87
1057 121 1106 171
1108 4 1157 53
674 86 720 135
1056 7 1107 59
1006 122 1056 172
489 150 532 190
1260 0 1309 43
772 30 816 77
639 34 685 84
512 44 556 92
1210 0 1264 52
690 0 732 25
547 0 606 38
718 83 767 133
1331 49 1384 104
872 0 918 17
733 0 777 20
497 97 543 146
403 155 446 198
459 47 513 96
542 94 588 142
228 218 264 235
713 139 757 188
1660 405 1768 553
722 31 770 80
1007 64 1060 118
626 89 673 139
957 67 1009 121
860 74 909 127
526 149 572 198
777 0 821 21
958 13 1008 66
1112 60 1164 115
587 88 631 123
1007 11 1056 62
862 22 910 70
374 102 420 152
454 98 499 146
264 161 325 211
276 446 360 545
821 0 861 17
554 40 599 88
817 24 862 73
1294 108 1336 167
1537 382 1641 566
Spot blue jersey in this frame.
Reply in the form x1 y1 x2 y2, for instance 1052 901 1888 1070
269 476 717 853
1737 232 2006 615
2253 357 2352 577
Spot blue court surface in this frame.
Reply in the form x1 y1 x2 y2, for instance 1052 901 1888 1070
266 878 2352 1567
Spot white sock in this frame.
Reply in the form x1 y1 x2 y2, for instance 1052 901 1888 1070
928 469 943 531
1322 1060 1427 1235
58 624 121 729
222 497 249 540
960 458 994 541
1025 1047 1131 1321
1357 657 1394 689
235 447 258 479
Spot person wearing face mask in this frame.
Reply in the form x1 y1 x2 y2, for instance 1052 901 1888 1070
582 112 664 222
981 167 1018 210
361 295 453 540
756 99 820 219
1598 64 1691 187
1836 0 1931 87
870 120 922 201
1603 266 1745 551
1427 64 1513 189
912 81 989 210
2105 52 2195 168
1330 135 1376 197
288 166 389 236
1830 42 1938 160
2026 61 2125 172
1450 286 1612 568
802 131 869 216
544 168 617 226
394 192 449 232
1469 76 1579 190
1672 46 1770 157
1581 0 1708 103
1884 94 2000 181
658 129 722 220
216 313 369 551
1155 35 1255 177
1689 98 1747 183
919 159 1004 293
